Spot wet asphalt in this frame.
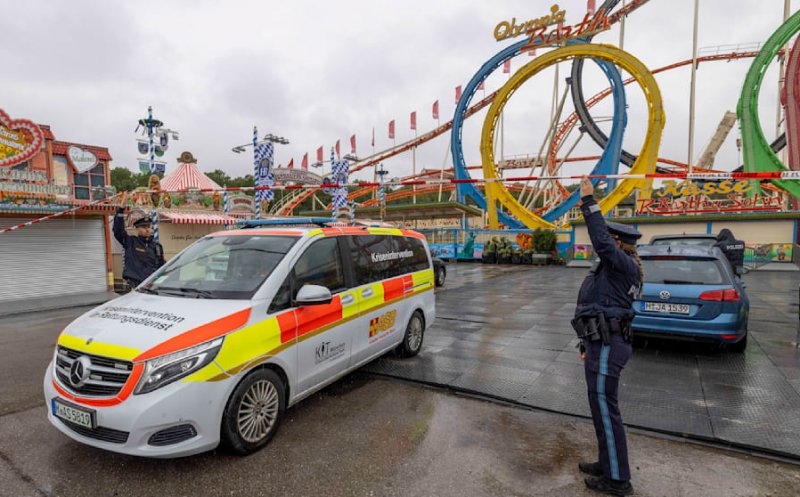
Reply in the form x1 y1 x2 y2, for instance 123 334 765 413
1 277 800 496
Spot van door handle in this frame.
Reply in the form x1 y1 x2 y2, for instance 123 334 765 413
341 294 355 306
361 288 374 298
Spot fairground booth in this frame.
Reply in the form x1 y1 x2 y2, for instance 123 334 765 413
111 151 252 286
0 109 115 308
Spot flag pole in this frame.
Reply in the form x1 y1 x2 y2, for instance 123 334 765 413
253 125 260 220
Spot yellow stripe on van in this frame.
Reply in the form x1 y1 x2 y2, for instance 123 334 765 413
366 227 403 236
358 282 386 315
306 228 324 237
202 316 284 376
57 334 142 362
412 269 435 290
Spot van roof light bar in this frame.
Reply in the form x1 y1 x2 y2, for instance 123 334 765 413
236 217 334 229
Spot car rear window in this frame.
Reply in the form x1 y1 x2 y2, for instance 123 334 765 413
640 257 728 285
650 237 716 247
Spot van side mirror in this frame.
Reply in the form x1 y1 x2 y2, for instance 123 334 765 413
294 284 333 306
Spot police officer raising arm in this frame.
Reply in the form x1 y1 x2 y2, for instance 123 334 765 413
113 196 166 290
572 176 642 496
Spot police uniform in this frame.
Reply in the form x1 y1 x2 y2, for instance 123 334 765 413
573 195 640 496
714 229 745 277
113 208 166 288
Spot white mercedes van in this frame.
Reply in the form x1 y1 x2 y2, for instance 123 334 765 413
43 225 435 457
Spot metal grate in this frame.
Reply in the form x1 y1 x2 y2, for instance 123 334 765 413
55 346 133 397
148 424 198 446
57 417 129 444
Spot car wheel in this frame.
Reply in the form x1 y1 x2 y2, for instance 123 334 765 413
396 311 425 358
221 368 286 455
730 333 748 353
435 267 446 287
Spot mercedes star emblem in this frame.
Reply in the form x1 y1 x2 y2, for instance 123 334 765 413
69 356 92 387
659 290 671 300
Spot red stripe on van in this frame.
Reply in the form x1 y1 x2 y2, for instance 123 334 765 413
383 275 413 302
400 229 425 240
134 308 252 362
295 295 343 337
277 310 297 343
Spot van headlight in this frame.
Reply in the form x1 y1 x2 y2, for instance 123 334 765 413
134 338 224 395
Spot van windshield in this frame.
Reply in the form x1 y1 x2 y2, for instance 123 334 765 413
141 235 299 300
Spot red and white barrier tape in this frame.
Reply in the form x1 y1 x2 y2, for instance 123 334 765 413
122 170 800 193
0 194 120 235
1 170 795 234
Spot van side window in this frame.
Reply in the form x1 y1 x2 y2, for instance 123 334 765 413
396 236 431 273
294 237 346 294
268 276 292 314
349 235 401 285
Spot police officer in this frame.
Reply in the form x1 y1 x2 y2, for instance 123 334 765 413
714 228 745 278
572 176 642 496
113 206 165 289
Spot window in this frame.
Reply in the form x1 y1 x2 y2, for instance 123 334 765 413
72 164 107 200
349 235 404 285
396 236 431 273
143 235 298 299
641 257 727 285
268 276 292 314
293 238 346 294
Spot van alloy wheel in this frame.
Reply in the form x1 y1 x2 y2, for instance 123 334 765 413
222 368 286 455
237 380 279 443
407 314 424 352
397 311 425 358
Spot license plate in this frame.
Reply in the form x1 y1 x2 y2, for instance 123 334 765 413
643 302 690 314
52 398 95 429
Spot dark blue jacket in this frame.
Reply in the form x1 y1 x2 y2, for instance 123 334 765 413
113 210 165 284
574 195 641 320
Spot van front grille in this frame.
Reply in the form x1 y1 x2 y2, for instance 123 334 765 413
55 346 133 397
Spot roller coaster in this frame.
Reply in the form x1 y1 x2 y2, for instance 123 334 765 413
275 0 800 230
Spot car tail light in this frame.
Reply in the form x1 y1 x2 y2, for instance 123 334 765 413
723 288 740 302
699 288 739 302
721 334 738 340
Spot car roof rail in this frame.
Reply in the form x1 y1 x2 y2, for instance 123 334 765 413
236 217 333 229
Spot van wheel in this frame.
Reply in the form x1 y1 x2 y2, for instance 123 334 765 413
396 311 425 358
730 333 748 353
435 267 446 287
221 368 286 455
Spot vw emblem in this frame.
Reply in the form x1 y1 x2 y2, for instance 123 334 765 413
69 356 92 388
659 290 671 300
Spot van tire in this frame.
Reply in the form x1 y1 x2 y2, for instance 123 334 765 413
396 311 425 358
220 368 286 455
435 267 446 287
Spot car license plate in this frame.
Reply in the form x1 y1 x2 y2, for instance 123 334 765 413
52 398 95 429
643 302 690 315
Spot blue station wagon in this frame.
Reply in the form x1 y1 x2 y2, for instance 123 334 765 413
632 245 749 351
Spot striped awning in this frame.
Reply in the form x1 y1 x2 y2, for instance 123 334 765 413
160 162 222 191
160 211 238 225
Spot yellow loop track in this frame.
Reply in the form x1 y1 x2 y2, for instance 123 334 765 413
480 43 665 229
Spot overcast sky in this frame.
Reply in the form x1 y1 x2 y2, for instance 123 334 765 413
1 0 794 186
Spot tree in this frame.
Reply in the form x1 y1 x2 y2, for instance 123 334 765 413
206 169 232 187
110 167 150 192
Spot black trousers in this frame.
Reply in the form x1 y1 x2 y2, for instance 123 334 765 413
584 334 632 482
125 279 141 290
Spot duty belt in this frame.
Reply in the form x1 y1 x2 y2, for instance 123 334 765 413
571 314 632 345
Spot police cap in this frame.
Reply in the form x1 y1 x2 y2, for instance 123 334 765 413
606 222 641 245
133 216 153 228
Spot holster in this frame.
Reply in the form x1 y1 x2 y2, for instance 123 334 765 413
572 313 613 345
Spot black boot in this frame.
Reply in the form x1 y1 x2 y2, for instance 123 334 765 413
578 461 604 477
584 476 634 496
